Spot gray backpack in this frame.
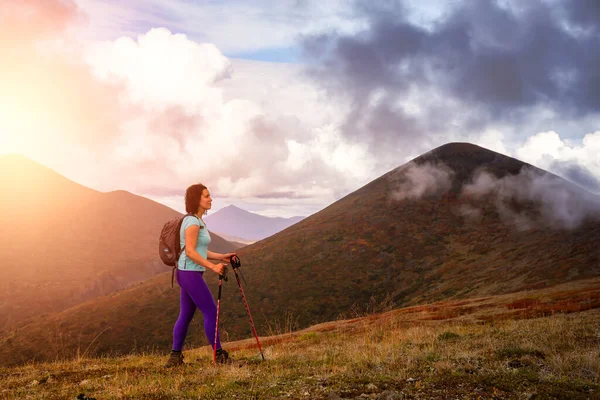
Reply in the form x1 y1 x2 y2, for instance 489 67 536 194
158 213 199 286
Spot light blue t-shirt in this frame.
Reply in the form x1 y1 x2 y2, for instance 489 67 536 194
178 215 211 271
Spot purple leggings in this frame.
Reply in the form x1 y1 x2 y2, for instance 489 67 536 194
172 269 221 351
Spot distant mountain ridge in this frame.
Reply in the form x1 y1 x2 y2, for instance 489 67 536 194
213 232 256 246
205 204 305 241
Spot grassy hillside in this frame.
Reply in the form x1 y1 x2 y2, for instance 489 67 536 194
1 278 599 399
0 154 237 331
2 142 599 366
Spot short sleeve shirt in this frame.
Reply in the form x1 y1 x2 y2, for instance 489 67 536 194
177 215 211 271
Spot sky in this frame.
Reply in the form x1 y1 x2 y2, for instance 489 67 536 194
1 0 599 218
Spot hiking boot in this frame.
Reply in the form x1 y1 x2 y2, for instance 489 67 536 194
164 351 184 368
215 348 232 364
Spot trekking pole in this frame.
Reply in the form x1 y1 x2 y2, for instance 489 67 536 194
230 255 265 361
213 266 228 364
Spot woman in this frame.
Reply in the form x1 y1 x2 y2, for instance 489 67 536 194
165 183 236 367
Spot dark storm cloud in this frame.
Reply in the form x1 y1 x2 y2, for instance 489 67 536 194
564 0 600 33
301 0 600 144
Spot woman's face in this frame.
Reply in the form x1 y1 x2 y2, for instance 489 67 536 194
199 188 212 211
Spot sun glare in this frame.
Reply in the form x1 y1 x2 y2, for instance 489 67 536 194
0 112 37 157
0 127 31 156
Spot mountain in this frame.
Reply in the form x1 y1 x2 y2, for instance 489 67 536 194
0 154 237 332
2 143 599 365
204 204 305 241
213 232 256 246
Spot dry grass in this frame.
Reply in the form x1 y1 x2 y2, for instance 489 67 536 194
2 281 599 399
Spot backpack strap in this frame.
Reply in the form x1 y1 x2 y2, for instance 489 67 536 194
172 214 202 288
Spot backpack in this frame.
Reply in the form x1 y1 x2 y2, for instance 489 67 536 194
158 213 199 287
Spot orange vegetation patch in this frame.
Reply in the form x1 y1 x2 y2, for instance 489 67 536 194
505 298 542 309
420 306 474 321
479 290 600 322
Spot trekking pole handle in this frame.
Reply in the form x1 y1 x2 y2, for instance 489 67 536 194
219 266 229 281
231 255 246 284
231 255 241 269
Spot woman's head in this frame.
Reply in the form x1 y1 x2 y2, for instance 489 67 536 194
185 183 212 215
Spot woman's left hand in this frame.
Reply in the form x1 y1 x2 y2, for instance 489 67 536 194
221 253 237 263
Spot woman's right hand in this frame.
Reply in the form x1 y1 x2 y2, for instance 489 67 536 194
212 262 227 276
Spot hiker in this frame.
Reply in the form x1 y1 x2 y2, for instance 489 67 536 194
165 183 237 367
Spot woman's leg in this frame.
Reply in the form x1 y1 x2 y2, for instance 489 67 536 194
177 271 221 349
172 272 197 351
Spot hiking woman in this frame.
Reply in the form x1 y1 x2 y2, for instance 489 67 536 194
165 183 236 367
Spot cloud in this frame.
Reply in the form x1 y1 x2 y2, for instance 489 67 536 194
549 161 600 194
563 0 600 35
0 1 379 218
461 167 600 230
389 162 454 201
300 0 600 172
79 28 376 215
515 130 600 194
84 28 233 111
2 0 85 40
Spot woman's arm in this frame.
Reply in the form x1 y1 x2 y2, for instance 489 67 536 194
207 250 223 260
208 251 237 263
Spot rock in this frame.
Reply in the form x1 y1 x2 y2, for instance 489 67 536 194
377 391 402 400
328 392 343 400
507 359 524 368
76 394 97 400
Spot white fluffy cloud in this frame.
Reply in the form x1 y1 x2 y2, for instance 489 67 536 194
85 28 233 111
515 130 600 193
78 28 377 217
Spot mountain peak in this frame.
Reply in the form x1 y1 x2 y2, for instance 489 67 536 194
401 141 532 193
223 204 244 210
419 142 509 162
432 141 486 152
206 204 305 240
1 153 45 169
1 153 63 182
1 154 100 212
1 153 28 160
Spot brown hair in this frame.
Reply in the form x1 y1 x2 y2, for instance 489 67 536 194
184 183 207 214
